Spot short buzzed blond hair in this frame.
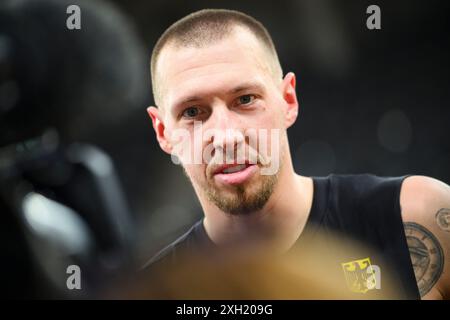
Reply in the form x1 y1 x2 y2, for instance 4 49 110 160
150 9 283 106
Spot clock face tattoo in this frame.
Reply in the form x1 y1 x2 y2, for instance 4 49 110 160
436 208 450 232
404 222 444 297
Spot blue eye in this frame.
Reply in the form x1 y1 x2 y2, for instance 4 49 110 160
238 94 255 105
182 107 200 118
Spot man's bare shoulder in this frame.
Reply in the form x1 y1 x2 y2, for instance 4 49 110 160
400 175 450 299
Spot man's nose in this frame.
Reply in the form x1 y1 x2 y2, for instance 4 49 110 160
205 104 245 154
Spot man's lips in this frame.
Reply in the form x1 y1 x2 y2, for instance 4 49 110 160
213 163 252 175
212 163 258 185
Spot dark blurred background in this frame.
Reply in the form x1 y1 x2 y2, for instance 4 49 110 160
1 0 449 293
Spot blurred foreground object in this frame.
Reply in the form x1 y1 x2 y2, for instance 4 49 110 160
0 134 134 298
0 0 148 298
0 0 148 145
114 231 403 300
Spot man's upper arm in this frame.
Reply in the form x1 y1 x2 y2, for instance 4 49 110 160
400 175 450 299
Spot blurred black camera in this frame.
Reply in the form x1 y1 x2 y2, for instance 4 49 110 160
0 0 148 298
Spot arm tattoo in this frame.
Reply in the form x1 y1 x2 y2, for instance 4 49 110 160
404 222 444 297
436 208 450 232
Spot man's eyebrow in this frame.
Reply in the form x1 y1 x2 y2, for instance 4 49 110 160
227 82 265 94
170 96 202 113
179 96 202 105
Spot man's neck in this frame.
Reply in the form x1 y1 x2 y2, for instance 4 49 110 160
201 167 314 253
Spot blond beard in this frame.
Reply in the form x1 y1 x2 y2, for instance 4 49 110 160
183 138 285 215
205 170 279 215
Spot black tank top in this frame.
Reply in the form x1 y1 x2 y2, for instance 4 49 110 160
144 174 420 299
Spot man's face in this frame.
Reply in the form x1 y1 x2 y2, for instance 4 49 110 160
150 28 297 215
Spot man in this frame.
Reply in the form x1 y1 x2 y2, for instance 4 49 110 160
145 9 450 299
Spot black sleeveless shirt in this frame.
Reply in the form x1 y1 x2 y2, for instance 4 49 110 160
144 174 420 299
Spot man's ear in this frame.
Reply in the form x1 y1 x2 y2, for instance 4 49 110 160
281 72 299 128
147 106 172 154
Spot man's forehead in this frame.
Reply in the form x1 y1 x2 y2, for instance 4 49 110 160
156 28 274 105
